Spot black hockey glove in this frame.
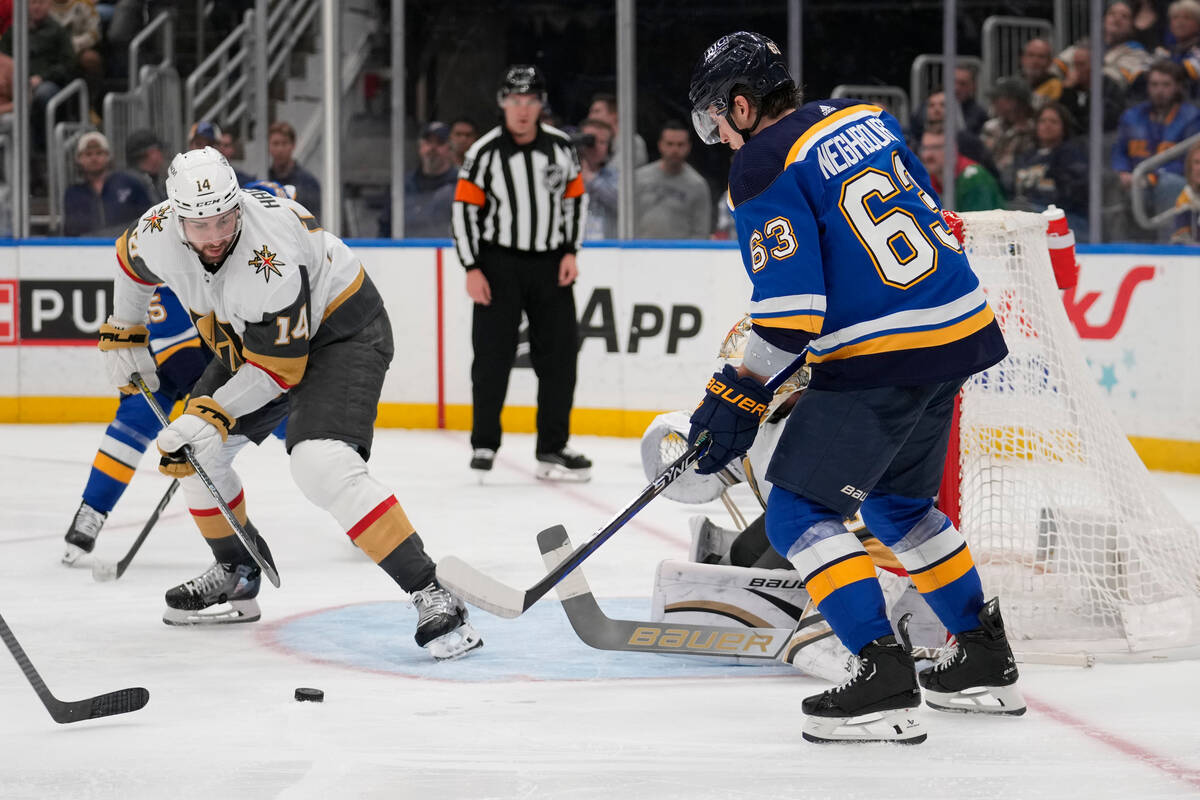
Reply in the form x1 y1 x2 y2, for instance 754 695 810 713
688 364 772 475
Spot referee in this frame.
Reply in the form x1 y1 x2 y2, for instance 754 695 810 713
452 64 593 482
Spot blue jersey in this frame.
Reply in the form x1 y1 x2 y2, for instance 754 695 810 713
146 284 203 366
729 99 1007 389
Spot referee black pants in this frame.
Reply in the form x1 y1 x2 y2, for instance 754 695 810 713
470 246 579 454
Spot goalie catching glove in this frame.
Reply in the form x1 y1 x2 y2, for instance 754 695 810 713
98 317 159 393
157 396 234 477
688 364 772 475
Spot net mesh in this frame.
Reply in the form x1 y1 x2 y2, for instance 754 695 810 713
956 210 1200 655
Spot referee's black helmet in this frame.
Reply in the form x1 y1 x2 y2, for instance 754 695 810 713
498 65 547 105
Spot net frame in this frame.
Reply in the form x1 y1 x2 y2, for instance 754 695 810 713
946 211 1200 661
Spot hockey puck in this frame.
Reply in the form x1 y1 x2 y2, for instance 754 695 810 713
294 687 324 703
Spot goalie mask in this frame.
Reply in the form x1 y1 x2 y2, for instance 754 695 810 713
718 314 808 421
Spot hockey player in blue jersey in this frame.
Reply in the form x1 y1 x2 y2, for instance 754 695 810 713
686 32 1025 744
62 281 210 565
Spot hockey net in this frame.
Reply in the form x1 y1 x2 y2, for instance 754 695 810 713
943 210 1200 660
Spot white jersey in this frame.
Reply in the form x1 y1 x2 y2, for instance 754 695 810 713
112 189 384 417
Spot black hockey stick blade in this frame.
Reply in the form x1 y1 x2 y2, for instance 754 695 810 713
536 525 835 661
437 435 711 618
0 613 149 724
93 479 180 582
133 374 280 588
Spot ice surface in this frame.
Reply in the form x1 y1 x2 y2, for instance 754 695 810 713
1 425 1198 799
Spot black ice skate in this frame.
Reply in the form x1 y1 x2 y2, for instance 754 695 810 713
162 561 263 625
62 501 107 566
801 634 926 744
534 447 592 482
411 582 483 660
919 597 1026 716
469 448 495 482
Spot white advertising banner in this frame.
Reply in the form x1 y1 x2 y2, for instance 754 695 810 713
1 241 1198 457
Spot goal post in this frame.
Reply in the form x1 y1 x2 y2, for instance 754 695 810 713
946 210 1200 661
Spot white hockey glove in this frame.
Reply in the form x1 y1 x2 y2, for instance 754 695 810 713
98 317 159 393
156 396 234 477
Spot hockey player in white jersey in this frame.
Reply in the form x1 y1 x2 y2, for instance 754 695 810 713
98 147 481 660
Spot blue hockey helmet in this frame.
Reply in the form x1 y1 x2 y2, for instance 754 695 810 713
688 31 793 145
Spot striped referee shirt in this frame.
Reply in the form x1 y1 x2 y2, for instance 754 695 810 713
451 124 587 268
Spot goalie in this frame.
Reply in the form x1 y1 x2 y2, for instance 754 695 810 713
639 315 947 683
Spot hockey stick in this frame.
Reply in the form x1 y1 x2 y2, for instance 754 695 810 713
536 524 835 661
132 373 281 588
0 612 149 723
437 356 806 618
92 479 180 582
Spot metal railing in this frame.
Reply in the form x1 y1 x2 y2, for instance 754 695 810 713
45 79 90 233
1054 0 1090 53
128 11 175 92
1130 130 1200 230
910 54 984 115
185 10 254 134
830 85 910 128
267 0 321 83
981 16 1055 93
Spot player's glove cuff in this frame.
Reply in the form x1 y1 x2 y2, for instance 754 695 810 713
687 365 773 475
98 319 150 350
156 396 234 478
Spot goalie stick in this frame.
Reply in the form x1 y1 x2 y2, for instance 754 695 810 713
133 373 281 588
536 524 835 661
0 612 149 724
92 479 179 582
437 354 807 618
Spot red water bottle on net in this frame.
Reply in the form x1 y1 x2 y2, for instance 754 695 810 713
1043 205 1080 291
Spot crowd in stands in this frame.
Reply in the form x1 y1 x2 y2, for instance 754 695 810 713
6 0 1200 244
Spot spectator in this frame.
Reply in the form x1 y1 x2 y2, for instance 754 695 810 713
981 77 1037 197
919 89 996 175
1010 103 1090 235
952 65 990 135
188 120 255 183
1113 59 1200 233
588 92 648 167
217 129 239 162
1113 60 1200 188
1059 39 1127 131
1020 38 1064 108
0 0 78 150
377 121 456 238
634 120 711 239
448 117 478 167
920 129 1005 212
577 117 618 240
1102 0 1153 96
267 120 321 219
1156 0 1200 97
125 128 167 202
0 1 10 36
1170 140 1200 241
1133 0 1167 50
63 131 152 236
0 51 12 114
48 0 100 115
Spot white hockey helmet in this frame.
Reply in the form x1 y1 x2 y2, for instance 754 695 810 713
165 146 242 242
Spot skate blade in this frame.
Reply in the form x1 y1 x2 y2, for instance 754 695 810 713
925 684 1027 716
801 707 926 744
424 621 484 661
162 598 261 626
61 543 91 566
534 463 592 483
